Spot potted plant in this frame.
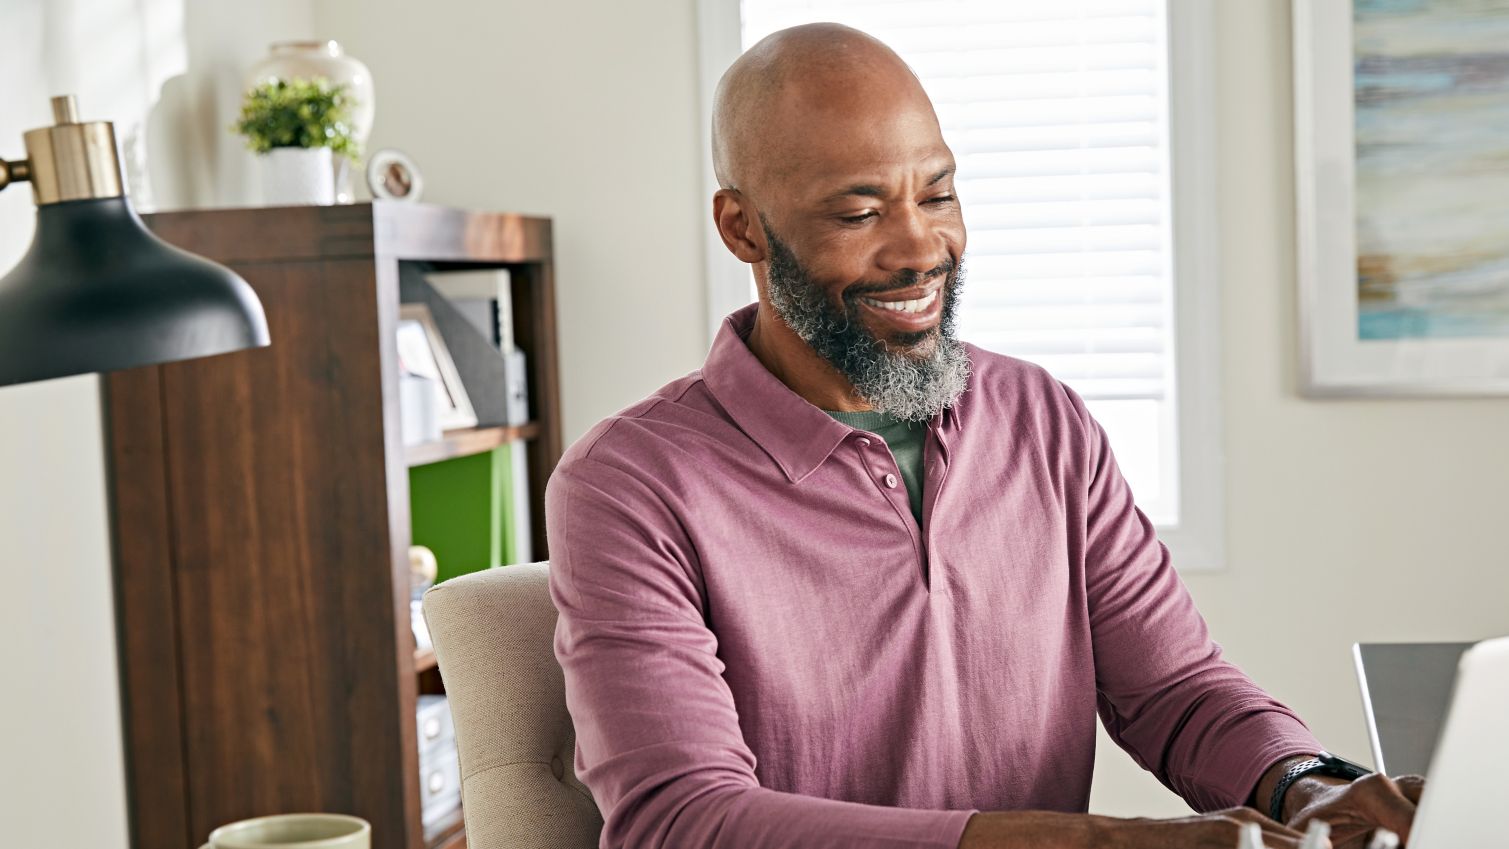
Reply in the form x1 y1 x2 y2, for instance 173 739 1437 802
233 77 359 205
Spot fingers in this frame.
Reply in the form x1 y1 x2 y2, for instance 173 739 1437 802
1322 822 1374 849
1125 807 1310 848
1352 774 1417 845
1392 774 1425 806
1222 806 1307 847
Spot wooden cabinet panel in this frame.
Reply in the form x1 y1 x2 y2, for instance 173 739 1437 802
104 203 561 849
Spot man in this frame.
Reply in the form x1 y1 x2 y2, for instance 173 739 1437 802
546 23 1422 849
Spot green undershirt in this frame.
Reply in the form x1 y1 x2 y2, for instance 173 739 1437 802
823 409 926 526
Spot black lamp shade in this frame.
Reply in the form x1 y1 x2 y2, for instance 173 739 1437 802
0 196 270 386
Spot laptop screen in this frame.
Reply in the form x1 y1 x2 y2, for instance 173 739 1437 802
1353 642 1471 776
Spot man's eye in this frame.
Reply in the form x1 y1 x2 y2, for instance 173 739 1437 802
839 212 877 224
927 194 956 205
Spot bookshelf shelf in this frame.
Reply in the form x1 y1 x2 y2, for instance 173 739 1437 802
425 810 467 849
406 422 542 467
103 202 561 849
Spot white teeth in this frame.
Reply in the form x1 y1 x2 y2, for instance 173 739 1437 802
861 290 938 314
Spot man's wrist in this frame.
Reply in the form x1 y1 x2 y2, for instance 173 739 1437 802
1251 754 1353 823
956 810 1103 849
1280 773 1352 821
1252 754 1313 821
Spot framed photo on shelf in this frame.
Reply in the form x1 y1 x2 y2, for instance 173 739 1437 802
367 148 424 202
397 302 478 431
1294 0 1509 396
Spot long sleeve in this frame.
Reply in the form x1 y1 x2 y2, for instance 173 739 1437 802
546 455 975 849
1063 384 1322 811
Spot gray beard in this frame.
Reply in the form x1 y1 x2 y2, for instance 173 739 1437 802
761 219 970 422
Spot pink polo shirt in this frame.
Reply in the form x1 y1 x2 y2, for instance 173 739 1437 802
547 303 1320 848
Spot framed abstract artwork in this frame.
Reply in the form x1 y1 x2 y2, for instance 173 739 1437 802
1294 0 1509 396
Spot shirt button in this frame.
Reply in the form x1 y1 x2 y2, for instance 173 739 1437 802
858 437 871 447
884 473 898 488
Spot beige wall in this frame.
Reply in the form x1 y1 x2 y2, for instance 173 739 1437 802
4 0 1507 840
0 15 129 846
0 2 315 845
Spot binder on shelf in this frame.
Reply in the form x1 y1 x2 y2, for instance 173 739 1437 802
423 269 514 353
424 268 529 425
409 448 506 582
409 444 532 579
504 346 529 426
497 439 532 564
401 267 528 428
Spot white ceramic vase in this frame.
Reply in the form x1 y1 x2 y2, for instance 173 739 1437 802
261 147 335 205
246 40 375 203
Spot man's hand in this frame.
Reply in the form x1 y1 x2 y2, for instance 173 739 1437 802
1096 809 1313 848
1252 754 1426 847
1285 772 1425 848
958 808 1308 849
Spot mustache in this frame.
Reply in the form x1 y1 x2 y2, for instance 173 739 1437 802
844 258 957 300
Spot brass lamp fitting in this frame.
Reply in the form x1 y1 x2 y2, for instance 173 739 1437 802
0 95 125 205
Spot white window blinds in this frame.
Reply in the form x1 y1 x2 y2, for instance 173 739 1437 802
739 0 1176 405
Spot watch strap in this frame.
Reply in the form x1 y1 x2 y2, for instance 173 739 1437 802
1269 757 1323 821
1268 752 1372 822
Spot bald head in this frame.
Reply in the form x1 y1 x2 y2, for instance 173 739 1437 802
707 25 966 420
711 23 940 197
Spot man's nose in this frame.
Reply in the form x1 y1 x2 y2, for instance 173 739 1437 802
874 203 949 277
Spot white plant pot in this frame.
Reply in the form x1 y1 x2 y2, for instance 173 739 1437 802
247 40 375 203
261 147 335 206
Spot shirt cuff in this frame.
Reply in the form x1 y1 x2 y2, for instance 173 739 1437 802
931 809 979 849
1221 738 1323 814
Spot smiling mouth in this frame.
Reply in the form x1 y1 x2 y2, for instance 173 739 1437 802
858 289 939 314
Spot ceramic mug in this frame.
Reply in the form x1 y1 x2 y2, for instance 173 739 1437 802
201 813 370 849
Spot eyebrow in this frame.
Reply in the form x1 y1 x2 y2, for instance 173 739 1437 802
821 167 956 203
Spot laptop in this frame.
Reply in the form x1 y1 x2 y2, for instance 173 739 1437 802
1352 642 1472 776
1352 635 1509 847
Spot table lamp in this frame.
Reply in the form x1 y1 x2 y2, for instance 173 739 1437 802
0 95 270 386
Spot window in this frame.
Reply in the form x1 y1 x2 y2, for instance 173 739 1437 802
698 0 1224 569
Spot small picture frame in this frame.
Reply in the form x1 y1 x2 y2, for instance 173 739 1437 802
367 148 424 202
397 303 476 431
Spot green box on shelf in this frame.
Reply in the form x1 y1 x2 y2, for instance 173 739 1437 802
409 445 520 583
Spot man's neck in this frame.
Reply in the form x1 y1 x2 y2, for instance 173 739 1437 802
746 302 872 412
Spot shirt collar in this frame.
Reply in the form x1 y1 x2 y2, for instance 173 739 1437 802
702 303 965 483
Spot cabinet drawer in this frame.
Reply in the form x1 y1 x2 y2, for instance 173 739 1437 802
420 744 462 828
416 694 455 755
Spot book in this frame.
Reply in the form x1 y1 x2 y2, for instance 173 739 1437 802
423 269 514 353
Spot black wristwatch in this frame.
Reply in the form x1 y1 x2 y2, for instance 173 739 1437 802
1268 751 1372 822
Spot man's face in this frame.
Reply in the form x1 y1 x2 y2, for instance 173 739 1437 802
762 216 969 421
754 91 970 419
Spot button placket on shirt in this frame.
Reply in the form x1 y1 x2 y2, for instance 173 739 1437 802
856 436 905 501
920 425 953 582
854 431 928 588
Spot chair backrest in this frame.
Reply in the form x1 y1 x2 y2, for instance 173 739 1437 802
421 562 603 849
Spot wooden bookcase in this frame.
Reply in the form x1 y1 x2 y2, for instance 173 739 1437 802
101 202 562 849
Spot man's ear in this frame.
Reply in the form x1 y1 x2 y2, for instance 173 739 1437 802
712 189 766 264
